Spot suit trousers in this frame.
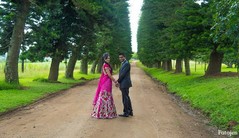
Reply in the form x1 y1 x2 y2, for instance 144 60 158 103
120 88 132 114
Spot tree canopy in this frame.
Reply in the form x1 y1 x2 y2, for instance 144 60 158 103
0 0 132 83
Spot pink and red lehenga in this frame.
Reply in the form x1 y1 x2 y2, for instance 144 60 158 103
91 63 117 119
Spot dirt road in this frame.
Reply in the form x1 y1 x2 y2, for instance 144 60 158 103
0 62 221 138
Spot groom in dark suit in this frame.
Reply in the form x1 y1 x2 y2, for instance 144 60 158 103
117 53 133 117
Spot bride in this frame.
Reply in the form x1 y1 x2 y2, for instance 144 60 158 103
91 53 118 119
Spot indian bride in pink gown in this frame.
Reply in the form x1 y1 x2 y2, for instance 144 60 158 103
91 53 117 119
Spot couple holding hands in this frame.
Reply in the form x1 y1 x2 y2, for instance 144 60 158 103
91 52 133 119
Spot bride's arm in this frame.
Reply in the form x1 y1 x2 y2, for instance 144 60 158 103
105 67 117 83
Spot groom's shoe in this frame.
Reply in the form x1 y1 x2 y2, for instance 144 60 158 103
118 113 129 117
129 112 133 116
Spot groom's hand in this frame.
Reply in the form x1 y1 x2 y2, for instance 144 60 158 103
115 81 119 87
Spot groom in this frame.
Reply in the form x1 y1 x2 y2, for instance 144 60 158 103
116 53 133 117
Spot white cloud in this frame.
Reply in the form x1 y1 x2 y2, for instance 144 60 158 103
128 0 143 52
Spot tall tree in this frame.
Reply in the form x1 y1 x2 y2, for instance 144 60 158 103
209 0 239 75
171 0 204 75
138 0 182 69
4 0 30 84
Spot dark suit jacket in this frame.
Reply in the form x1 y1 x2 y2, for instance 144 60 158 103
118 60 132 88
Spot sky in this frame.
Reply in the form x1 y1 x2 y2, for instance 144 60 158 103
128 0 144 53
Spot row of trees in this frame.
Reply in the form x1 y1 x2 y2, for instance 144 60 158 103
0 0 132 84
138 0 239 76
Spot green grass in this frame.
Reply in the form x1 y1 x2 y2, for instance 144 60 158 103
137 61 239 132
0 61 100 114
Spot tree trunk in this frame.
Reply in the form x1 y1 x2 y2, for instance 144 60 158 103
48 56 61 82
167 60 172 71
97 57 103 73
153 61 161 68
157 61 162 68
65 46 80 78
80 58 88 74
90 60 98 74
175 58 182 73
204 62 207 72
148 64 153 68
195 59 197 72
21 59 24 73
184 58 191 76
162 61 168 70
227 62 233 68
4 0 30 84
205 48 224 76
48 39 66 82
64 58 67 71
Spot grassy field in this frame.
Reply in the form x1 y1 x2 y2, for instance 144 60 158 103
0 61 100 113
137 61 239 132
